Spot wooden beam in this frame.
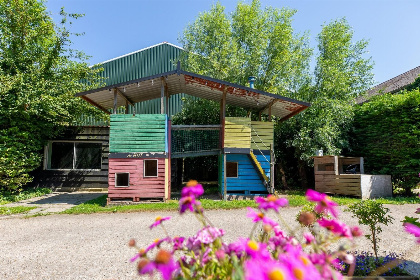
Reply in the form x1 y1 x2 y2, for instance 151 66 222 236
259 99 278 115
160 77 165 114
220 87 227 149
223 152 227 201
279 106 308 122
114 87 134 106
113 88 118 114
125 100 129 114
80 96 110 115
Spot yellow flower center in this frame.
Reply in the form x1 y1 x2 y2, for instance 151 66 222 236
154 238 160 243
155 216 162 221
257 212 265 219
268 269 285 280
186 180 198 187
267 195 277 202
247 240 259 251
293 268 304 280
300 256 311 266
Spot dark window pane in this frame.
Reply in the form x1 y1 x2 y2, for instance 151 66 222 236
116 173 129 187
144 160 158 177
226 162 238 178
75 143 102 169
51 142 74 169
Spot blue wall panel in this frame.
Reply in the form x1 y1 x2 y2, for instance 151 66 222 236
219 154 270 194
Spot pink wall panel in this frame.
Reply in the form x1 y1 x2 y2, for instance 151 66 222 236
108 158 166 199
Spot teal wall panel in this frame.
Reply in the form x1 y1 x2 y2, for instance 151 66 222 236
110 114 167 153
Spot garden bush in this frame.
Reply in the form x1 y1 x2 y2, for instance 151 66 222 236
350 89 420 194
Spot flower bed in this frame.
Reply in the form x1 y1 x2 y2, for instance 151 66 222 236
128 181 419 279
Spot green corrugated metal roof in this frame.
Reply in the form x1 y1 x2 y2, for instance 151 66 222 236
97 42 183 85
80 42 187 126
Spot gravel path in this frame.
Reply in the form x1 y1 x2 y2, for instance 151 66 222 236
1 204 419 279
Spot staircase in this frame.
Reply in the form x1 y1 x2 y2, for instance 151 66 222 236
248 150 271 193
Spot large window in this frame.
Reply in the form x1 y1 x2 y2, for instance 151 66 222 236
47 142 102 170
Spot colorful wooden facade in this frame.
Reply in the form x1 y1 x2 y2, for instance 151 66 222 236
107 114 171 202
219 117 274 195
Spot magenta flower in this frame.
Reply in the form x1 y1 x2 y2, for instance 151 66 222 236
149 216 171 229
306 189 339 218
318 218 352 239
179 195 201 214
404 223 420 243
304 232 315 244
227 238 248 258
247 207 278 227
172 236 185 251
279 252 321 280
255 195 288 212
245 258 293 280
140 249 179 280
181 180 204 198
144 237 171 254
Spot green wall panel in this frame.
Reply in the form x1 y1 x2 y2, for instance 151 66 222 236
110 114 167 153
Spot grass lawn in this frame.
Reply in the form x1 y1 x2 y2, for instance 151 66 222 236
0 206 37 215
0 187 52 205
62 191 419 215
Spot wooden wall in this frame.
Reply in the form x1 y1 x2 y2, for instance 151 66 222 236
108 158 166 200
251 121 274 150
219 154 270 194
31 126 109 191
110 114 167 153
224 117 251 149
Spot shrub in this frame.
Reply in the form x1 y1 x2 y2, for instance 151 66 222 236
347 200 394 260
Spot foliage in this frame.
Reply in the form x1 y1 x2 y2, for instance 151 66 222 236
341 251 409 276
129 183 360 279
347 200 394 260
0 0 106 191
0 205 37 215
177 1 374 188
0 187 51 205
350 90 420 193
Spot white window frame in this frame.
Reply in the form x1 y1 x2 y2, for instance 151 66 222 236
45 140 102 171
144 159 159 178
115 172 130 188
226 162 238 178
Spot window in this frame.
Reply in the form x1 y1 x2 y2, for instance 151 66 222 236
115 173 129 187
144 159 158 177
47 142 102 170
226 162 238 178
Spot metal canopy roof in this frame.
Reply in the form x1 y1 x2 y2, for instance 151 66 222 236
76 65 310 121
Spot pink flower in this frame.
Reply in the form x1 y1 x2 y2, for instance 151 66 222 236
404 223 420 243
181 180 204 198
179 195 201 214
306 189 339 218
149 216 171 229
244 258 293 280
140 249 179 280
172 236 185 251
350 226 363 237
318 218 352 239
227 238 248 258
304 232 315 244
255 195 288 212
247 207 278 227
279 252 321 280
192 226 225 245
144 237 171 254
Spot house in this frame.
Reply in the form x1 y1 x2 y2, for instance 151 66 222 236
33 42 310 201
356 65 420 104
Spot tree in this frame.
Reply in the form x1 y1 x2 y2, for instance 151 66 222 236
0 0 105 191
180 0 312 94
177 1 374 189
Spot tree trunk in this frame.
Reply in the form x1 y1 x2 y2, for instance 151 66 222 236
277 161 289 189
298 159 308 189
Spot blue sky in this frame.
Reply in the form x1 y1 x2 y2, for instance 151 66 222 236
46 0 420 86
